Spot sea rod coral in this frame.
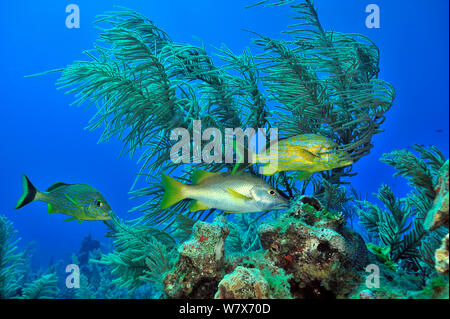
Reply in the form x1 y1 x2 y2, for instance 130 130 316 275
34 0 395 229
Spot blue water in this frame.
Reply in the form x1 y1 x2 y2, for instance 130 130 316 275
0 0 448 269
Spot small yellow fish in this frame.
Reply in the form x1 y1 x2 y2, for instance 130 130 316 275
15 175 112 223
249 134 353 179
161 170 289 213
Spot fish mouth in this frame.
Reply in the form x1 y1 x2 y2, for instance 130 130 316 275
102 210 113 220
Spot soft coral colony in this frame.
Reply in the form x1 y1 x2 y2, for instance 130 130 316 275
16 0 447 299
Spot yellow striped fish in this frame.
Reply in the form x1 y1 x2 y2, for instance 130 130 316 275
250 134 353 180
15 175 112 223
161 170 289 213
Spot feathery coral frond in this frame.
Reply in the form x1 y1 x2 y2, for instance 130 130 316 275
94 213 176 292
21 273 59 299
358 144 447 269
0 215 25 299
36 2 394 231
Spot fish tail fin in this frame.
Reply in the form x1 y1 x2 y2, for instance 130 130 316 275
161 174 188 209
15 174 39 209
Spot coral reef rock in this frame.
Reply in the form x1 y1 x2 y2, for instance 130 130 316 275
436 233 449 275
288 195 345 232
359 289 376 299
224 251 293 299
163 217 229 298
215 266 270 299
294 195 323 212
425 160 449 231
258 213 367 299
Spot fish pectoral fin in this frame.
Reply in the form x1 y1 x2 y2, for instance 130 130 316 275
64 193 81 208
295 171 313 181
297 149 319 162
224 211 245 214
189 200 211 212
63 216 78 223
226 188 251 201
47 204 57 214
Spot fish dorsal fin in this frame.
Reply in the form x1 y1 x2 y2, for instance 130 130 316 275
191 170 220 185
189 200 211 212
297 149 319 162
226 187 251 201
46 182 69 192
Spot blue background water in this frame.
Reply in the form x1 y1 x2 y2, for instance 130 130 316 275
0 0 448 268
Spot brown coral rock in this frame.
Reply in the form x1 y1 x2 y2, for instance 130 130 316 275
425 160 449 231
163 217 230 298
258 215 367 298
359 289 376 299
215 266 270 299
288 196 345 232
435 233 449 275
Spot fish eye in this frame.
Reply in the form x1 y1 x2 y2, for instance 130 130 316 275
268 189 276 196
96 200 103 208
